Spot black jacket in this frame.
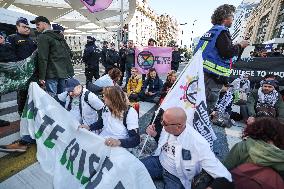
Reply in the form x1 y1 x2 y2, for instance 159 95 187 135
142 76 163 95
0 43 17 62
125 48 135 68
6 33 37 61
216 30 242 59
82 42 100 68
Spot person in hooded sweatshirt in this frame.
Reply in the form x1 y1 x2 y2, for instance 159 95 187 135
223 117 284 181
31 16 74 96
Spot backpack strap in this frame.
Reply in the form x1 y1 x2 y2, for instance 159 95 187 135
123 106 131 129
84 90 99 111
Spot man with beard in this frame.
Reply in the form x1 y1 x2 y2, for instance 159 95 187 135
195 4 249 112
246 80 284 125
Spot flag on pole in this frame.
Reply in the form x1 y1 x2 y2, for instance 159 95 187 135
160 50 216 149
81 0 113 13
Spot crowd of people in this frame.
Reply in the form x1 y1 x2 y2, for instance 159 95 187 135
0 4 284 189
250 47 284 58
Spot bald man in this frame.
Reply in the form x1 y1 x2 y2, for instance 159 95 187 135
141 107 233 189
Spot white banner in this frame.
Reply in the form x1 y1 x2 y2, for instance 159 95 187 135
20 83 155 189
160 50 216 149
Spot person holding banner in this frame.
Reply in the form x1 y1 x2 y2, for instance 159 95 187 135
80 86 140 148
141 107 233 189
55 78 104 127
195 4 249 112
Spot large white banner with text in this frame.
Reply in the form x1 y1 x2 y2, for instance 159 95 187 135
20 83 155 189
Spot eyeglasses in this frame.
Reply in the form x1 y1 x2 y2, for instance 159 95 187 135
19 25 30 30
161 120 181 127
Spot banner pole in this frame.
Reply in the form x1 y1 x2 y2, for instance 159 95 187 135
138 58 194 158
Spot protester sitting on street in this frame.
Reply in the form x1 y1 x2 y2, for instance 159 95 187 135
223 117 284 188
55 78 104 126
138 68 163 103
127 67 143 102
80 86 140 149
231 74 250 105
0 78 104 153
244 80 284 125
210 84 234 127
87 67 122 94
142 107 233 189
159 70 177 105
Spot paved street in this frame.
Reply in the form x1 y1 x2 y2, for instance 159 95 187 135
0 62 244 188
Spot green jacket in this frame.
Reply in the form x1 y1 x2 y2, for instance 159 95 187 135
37 30 74 80
246 89 284 120
223 138 284 174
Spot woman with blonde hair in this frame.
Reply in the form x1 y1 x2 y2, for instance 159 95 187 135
80 86 140 148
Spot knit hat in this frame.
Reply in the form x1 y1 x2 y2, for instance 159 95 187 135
261 80 278 87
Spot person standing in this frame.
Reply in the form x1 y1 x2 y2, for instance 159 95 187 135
195 4 249 112
83 36 100 83
6 17 37 115
101 41 109 74
118 42 127 85
30 16 74 96
0 31 17 127
171 45 181 72
106 42 119 70
125 40 135 85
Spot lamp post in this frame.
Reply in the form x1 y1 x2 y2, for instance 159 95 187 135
190 19 197 51
179 22 187 46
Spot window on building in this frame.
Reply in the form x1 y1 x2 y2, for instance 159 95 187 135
256 12 271 43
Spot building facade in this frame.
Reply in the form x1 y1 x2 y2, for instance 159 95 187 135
127 0 157 46
231 0 259 43
156 14 180 47
244 0 284 44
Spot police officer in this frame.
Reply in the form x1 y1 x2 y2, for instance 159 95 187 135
195 4 249 112
106 42 119 69
0 31 16 62
101 41 109 74
6 17 37 115
83 36 101 83
6 17 37 61
0 31 17 127
171 45 181 72
118 42 127 85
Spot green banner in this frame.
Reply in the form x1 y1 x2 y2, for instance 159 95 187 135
0 52 37 95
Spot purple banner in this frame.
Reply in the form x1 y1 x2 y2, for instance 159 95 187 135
135 47 172 74
81 0 112 13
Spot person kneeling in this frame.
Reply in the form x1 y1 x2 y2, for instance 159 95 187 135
80 86 140 148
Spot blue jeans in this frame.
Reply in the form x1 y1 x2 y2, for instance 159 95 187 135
45 79 66 96
141 156 185 189
21 135 36 144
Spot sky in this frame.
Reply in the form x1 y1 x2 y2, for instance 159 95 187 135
148 0 244 46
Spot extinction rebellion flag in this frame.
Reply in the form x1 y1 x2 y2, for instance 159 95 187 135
135 46 172 74
0 52 37 95
160 50 216 149
81 0 113 12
